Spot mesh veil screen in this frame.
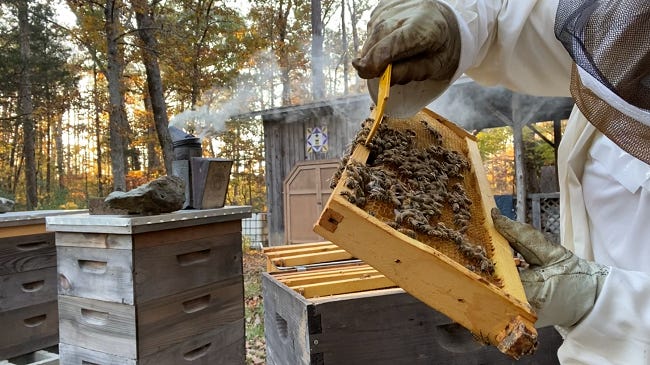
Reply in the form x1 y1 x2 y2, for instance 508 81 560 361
554 0 650 110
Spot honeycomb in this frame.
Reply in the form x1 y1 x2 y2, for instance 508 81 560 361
331 112 501 286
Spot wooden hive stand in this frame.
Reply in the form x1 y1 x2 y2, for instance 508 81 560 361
313 109 538 359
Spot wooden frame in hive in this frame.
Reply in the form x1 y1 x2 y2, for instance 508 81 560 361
313 108 537 359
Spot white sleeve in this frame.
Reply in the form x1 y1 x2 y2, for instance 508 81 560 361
558 268 650 364
444 0 572 97
381 0 573 117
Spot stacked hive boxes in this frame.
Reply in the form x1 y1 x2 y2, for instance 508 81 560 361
47 207 251 364
0 210 83 360
263 243 563 365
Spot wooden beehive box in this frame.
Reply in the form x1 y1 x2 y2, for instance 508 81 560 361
313 109 537 358
262 243 561 365
263 241 355 273
46 207 251 364
0 210 84 360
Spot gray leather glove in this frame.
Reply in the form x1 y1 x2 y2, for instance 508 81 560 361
352 0 461 85
491 208 610 328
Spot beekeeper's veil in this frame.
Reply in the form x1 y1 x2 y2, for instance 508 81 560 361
555 0 650 164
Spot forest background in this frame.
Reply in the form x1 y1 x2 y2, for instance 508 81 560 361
0 0 557 213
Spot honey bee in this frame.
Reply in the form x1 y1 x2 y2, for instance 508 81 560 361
335 118 495 276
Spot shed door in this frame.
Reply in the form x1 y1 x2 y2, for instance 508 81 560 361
284 159 339 244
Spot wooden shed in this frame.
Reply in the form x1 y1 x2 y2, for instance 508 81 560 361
256 95 372 245
244 81 573 246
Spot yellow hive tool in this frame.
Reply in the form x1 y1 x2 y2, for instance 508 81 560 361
365 64 392 145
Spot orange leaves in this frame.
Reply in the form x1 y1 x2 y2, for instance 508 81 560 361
125 170 148 190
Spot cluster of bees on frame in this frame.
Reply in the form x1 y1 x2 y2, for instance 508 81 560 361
331 118 494 275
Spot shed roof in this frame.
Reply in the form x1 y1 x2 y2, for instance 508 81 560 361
429 80 574 131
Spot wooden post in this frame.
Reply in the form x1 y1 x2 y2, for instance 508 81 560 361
531 194 542 230
513 122 526 223
553 119 562 192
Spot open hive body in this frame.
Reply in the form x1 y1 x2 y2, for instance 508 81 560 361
313 109 537 359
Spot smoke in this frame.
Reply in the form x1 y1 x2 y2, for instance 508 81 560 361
168 50 279 139
427 78 509 131
427 78 574 132
169 88 254 140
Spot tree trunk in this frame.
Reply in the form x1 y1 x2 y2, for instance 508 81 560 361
104 0 129 191
93 65 104 196
14 154 24 197
0 103 12 192
143 89 162 175
278 0 292 106
55 114 65 190
18 0 37 209
44 49 52 196
347 0 365 93
10 120 20 194
340 0 349 94
188 0 214 109
347 0 361 55
131 0 173 175
311 0 324 100
46 98 51 195
280 64 291 106
190 60 201 109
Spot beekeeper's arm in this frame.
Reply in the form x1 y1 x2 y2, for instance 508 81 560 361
492 208 650 363
490 209 609 328
354 1 650 362
353 0 572 116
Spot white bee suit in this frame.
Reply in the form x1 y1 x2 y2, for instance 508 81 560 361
387 0 650 363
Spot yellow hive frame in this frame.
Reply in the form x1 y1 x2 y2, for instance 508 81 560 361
313 109 537 359
263 241 353 273
263 242 397 297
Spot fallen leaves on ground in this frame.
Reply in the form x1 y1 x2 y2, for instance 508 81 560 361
244 249 267 364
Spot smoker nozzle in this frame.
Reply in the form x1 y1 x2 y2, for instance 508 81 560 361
169 126 202 160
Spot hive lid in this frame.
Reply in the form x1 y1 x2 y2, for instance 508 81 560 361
0 209 86 228
46 206 252 234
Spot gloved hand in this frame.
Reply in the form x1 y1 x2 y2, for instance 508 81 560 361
491 208 610 328
352 0 461 85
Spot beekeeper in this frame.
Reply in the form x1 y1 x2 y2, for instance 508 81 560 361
352 0 650 363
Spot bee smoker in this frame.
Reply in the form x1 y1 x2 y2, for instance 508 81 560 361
169 126 233 209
